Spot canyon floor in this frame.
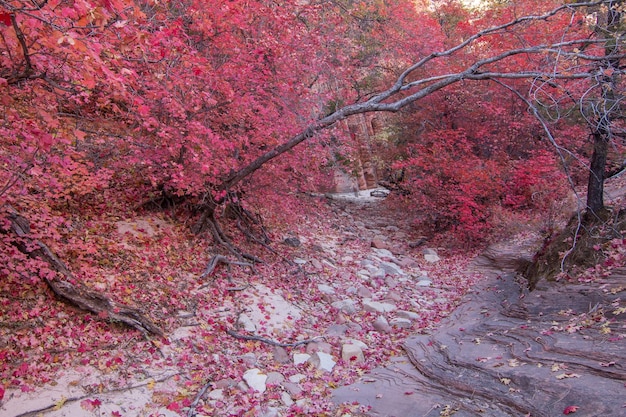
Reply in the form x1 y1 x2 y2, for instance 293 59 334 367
1 189 624 417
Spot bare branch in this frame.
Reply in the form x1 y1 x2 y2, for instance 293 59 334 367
219 1 617 190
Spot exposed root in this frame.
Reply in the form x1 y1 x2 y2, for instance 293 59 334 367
199 254 255 279
225 328 324 348
5 206 164 337
187 379 212 417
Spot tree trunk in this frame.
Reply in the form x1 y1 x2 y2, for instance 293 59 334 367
587 131 608 214
585 0 622 216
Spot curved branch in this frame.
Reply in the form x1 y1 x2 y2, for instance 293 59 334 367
218 1 614 190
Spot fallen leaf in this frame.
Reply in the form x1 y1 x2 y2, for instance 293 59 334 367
556 373 581 380
563 405 579 414
508 359 520 367
54 396 67 410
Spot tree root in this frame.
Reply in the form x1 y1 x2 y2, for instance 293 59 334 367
199 254 255 279
187 379 212 417
6 206 164 337
225 328 324 348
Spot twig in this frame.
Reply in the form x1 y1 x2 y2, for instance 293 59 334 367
225 328 324 348
13 372 181 417
187 379 212 417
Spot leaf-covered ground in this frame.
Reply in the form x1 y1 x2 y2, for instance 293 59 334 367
333 240 626 417
0 190 483 417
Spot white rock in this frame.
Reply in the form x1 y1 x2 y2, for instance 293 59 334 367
289 373 306 383
311 259 324 270
207 389 224 401
259 407 281 417
363 299 397 313
293 353 311 365
389 317 413 328
170 326 195 341
373 315 392 333
341 344 365 363
236 314 257 332
397 310 420 320
372 248 394 258
322 260 337 269
331 299 358 314
266 372 285 385
423 248 441 263
371 268 386 279
317 284 336 294
281 391 294 406
416 279 433 287
380 261 405 276
243 368 268 393
294 258 307 265
346 338 369 350
308 351 336 372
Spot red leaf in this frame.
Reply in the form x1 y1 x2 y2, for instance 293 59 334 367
166 402 180 412
0 13 11 26
0 385 4 401
563 405 579 414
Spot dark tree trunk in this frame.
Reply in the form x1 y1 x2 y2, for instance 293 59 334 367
586 0 622 216
587 131 608 214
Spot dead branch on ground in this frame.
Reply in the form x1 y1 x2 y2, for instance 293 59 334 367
225 328 325 348
4 206 164 337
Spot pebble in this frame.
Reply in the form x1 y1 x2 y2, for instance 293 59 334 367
266 372 285 385
389 317 413 328
357 285 373 298
317 284 336 294
326 324 349 336
293 353 311 365
243 368 267 393
373 315 392 333
363 299 397 313
289 373 306 383
308 351 336 372
397 310 420 320
207 389 224 401
281 391 294 406
331 299 359 314
341 344 365 363
305 341 333 355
